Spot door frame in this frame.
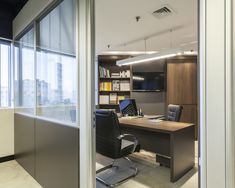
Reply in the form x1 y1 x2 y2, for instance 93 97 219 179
78 0 96 187
79 0 235 187
199 0 234 187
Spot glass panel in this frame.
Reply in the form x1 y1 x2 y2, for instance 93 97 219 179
37 0 77 124
14 46 19 107
15 28 35 114
0 43 10 107
60 0 76 54
36 51 76 123
39 0 76 55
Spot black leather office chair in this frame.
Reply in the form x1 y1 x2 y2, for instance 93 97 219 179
167 104 183 122
96 110 139 187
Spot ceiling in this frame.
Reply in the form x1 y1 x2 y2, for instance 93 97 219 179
0 0 28 39
0 0 28 17
95 0 197 55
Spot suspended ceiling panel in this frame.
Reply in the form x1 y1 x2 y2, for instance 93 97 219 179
96 0 197 54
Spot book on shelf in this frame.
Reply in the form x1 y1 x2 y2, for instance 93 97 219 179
125 70 131 78
109 93 117 104
99 66 110 78
120 81 130 91
117 95 130 104
112 80 120 91
120 70 130 78
111 72 120 78
117 96 125 104
99 108 116 112
100 82 112 91
99 95 109 104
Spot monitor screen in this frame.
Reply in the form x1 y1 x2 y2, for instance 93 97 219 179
119 99 138 116
132 72 165 91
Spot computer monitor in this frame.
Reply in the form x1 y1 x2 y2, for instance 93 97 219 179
119 99 138 116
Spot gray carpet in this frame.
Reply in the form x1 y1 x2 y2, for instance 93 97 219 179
96 148 198 188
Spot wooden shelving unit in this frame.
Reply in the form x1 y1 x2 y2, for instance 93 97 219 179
98 55 132 111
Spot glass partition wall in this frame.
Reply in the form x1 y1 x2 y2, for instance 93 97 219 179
0 40 13 108
14 28 35 114
14 0 78 125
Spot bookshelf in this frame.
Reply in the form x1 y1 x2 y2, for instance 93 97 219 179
98 55 132 111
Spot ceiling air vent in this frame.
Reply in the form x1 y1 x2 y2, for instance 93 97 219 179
152 6 174 19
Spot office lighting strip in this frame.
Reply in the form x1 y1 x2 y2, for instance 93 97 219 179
116 49 182 66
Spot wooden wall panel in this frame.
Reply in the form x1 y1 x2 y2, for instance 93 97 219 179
167 60 197 105
180 105 197 124
166 56 198 139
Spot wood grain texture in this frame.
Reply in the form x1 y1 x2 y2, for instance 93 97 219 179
166 56 198 139
171 126 195 182
180 105 198 139
167 59 197 105
119 117 195 182
119 117 194 133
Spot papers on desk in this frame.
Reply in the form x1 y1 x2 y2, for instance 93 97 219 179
144 115 165 119
120 116 142 120
149 119 163 123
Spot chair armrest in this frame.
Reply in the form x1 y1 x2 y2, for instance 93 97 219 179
117 134 138 153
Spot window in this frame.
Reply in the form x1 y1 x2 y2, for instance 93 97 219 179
15 28 35 114
39 0 76 54
37 0 77 123
0 41 12 107
14 0 77 124
36 51 77 122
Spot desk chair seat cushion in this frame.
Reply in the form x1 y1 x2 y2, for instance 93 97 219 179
121 139 135 156
121 140 140 157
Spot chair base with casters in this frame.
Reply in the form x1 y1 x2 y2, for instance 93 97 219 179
96 157 138 187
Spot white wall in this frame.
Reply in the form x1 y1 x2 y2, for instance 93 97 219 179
13 0 54 38
0 109 14 157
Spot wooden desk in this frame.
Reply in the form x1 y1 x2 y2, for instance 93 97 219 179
119 117 195 182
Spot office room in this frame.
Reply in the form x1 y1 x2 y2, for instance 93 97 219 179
0 0 234 188
95 0 198 187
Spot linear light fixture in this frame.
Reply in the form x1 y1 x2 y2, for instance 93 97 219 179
116 49 182 66
100 51 158 55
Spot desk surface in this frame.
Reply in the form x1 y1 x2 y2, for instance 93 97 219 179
119 117 194 133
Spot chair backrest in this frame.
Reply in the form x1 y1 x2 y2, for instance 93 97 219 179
167 104 183 122
95 110 122 158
